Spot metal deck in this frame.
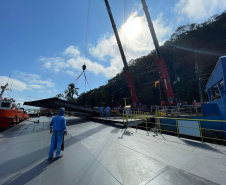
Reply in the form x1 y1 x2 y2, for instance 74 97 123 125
0 116 226 185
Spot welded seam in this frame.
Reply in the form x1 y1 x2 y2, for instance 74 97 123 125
86 143 123 185
143 166 169 185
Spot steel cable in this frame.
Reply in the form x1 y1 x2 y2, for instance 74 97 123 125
84 0 91 58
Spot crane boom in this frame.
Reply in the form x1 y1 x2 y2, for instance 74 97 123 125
141 0 176 105
104 0 139 107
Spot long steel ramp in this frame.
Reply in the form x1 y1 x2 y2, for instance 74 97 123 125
24 98 100 115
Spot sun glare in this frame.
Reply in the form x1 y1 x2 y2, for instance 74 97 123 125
124 17 142 39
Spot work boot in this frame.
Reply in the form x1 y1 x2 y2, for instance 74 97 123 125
55 154 63 160
48 154 54 159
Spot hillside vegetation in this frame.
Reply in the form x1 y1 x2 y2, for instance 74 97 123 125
77 11 226 107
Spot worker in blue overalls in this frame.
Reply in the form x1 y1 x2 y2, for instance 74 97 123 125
99 106 104 118
105 106 111 119
48 107 67 159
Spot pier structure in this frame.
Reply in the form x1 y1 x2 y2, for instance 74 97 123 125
0 116 226 185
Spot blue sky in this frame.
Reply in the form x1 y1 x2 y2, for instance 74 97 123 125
0 0 226 108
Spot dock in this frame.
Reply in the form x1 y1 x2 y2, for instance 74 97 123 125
0 116 226 185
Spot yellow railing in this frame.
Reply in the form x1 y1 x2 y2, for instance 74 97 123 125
123 110 226 143
157 106 202 117
123 110 151 130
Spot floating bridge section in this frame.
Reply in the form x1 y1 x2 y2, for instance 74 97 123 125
24 98 100 116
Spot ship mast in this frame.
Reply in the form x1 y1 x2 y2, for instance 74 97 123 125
0 83 9 99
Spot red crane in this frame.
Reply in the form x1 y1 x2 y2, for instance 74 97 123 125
104 0 140 108
141 0 176 105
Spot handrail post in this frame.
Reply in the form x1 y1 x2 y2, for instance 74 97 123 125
123 109 124 125
126 115 128 128
176 119 179 138
135 112 137 131
198 120 204 143
158 118 161 133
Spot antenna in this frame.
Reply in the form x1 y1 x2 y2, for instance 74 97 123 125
9 80 13 91
7 71 11 84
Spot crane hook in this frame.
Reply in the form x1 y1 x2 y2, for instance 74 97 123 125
82 64 86 71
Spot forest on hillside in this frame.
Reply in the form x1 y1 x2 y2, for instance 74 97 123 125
69 11 226 108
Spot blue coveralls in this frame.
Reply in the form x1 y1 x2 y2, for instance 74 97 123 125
105 107 111 118
99 107 104 118
48 112 67 158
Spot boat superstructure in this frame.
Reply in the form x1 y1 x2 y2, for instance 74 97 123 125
0 83 29 128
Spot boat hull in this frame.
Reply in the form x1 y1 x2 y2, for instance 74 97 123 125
0 109 24 128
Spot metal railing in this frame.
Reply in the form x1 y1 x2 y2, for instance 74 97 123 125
123 110 226 143
156 106 202 117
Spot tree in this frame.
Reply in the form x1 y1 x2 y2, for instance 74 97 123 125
55 93 64 99
55 83 79 103
64 83 79 103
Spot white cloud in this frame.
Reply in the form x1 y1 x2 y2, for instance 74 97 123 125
29 85 44 89
15 98 26 101
62 46 80 58
88 11 172 75
14 98 26 107
43 62 51 69
132 3 142 13
66 70 78 76
46 84 54 88
40 57 70 73
14 72 55 88
0 76 27 91
67 56 118 78
40 11 172 78
175 0 226 22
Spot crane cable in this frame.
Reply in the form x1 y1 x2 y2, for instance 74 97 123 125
60 0 92 97
84 0 91 58
82 0 91 105
84 73 86 93
72 71 84 85
84 72 91 91
59 71 84 98
124 0 127 50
